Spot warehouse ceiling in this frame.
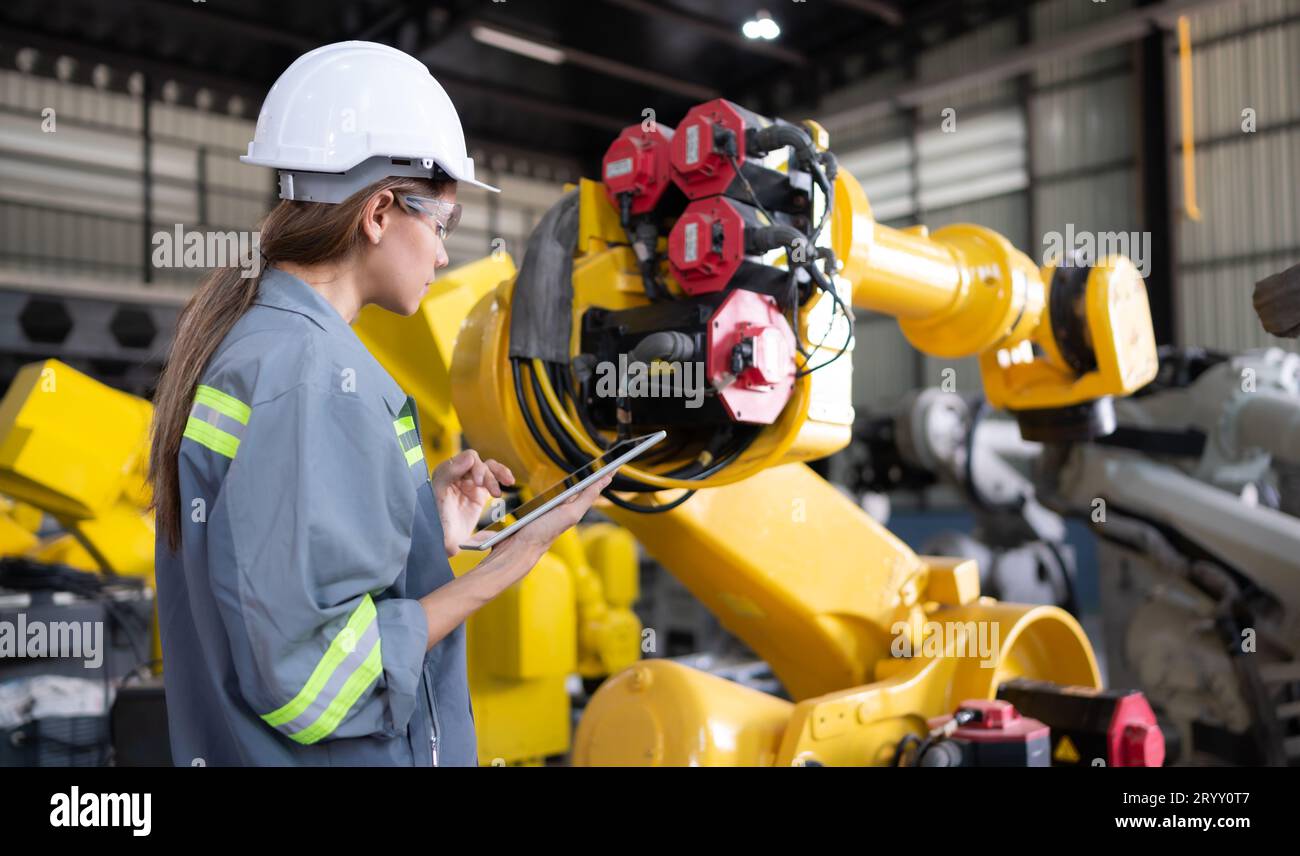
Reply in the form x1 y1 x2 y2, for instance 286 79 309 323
0 0 1028 175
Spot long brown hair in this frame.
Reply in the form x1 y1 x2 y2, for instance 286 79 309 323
149 175 450 550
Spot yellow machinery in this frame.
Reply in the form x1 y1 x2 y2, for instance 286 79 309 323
0 255 641 767
0 99 1160 766
449 99 1159 765
0 360 155 581
354 253 643 764
835 176 1156 418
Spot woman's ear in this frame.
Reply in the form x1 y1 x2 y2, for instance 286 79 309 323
361 190 397 245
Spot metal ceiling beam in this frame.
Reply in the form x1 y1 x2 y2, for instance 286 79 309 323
434 70 629 132
125 0 317 51
463 135 585 177
354 4 416 41
827 0 904 27
469 19 719 101
599 0 807 66
0 23 269 104
820 0 1248 127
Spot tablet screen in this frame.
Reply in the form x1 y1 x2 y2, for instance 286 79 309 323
474 435 659 539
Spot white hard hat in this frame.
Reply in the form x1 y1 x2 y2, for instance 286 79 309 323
242 40 499 201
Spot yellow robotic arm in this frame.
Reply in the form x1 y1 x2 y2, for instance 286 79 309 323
834 170 1157 436
449 98 1157 765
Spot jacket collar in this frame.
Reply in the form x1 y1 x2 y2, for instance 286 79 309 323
255 267 409 416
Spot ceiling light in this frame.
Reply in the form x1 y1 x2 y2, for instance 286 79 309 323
471 24 566 65
742 10 781 41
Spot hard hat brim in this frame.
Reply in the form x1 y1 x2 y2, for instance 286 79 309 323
447 172 501 194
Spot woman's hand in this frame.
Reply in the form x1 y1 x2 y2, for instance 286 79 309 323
431 449 515 557
469 473 613 594
418 473 614 647
511 474 613 552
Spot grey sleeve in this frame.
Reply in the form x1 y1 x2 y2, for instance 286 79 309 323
208 381 428 745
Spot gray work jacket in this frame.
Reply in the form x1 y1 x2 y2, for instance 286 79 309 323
156 266 475 766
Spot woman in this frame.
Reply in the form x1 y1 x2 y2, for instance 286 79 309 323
148 41 608 766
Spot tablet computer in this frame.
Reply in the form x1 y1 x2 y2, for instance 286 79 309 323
460 430 667 551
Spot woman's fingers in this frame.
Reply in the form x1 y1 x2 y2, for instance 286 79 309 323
468 459 501 498
436 450 510 495
484 458 515 487
565 475 612 518
437 448 479 484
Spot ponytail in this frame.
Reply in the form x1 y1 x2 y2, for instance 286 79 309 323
149 174 451 550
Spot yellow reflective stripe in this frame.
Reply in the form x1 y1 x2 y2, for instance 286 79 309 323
394 415 415 435
289 641 384 745
194 384 250 425
404 444 424 466
183 416 240 458
261 596 377 729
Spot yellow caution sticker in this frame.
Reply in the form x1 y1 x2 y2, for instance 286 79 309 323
1053 735 1081 764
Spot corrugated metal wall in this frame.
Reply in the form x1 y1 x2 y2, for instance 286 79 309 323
0 67 567 289
1031 0 1142 256
824 17 1033 410
821 0 1299 411
1175 0 1300 352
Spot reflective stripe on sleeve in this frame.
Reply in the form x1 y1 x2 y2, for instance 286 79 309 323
182 385 250 459
393 403 424 467
194 384 251 424
260 595 384 745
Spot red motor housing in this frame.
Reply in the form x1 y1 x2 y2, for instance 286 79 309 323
706 288 796 425
997 678 1166 767
669 98 765 200
667 196 791 298
602 123 676 216
926 700 1052 767
667 196 744 295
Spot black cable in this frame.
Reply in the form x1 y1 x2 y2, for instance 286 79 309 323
602 488 696 513
961 400 1027 514
564 363 613 451
727 153 777 224
544 359 757 483
1044 537 1080 616
724 150 848 378
522 354 766 510
530 362 661 493
515 358 701 509
795 280 854 377
891 733 921 766
529 360 703 508
512 358 575 472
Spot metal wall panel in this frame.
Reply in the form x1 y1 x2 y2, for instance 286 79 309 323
1173 1 1300 352
1188 0 1298 40
1032 0 1137 86
917 18 1020 116
0 67 566 291
851 317 918 409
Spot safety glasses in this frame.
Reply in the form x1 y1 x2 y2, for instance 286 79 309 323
400 194 461 240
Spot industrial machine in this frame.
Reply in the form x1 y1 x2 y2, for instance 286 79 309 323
841 347 1300 765
448 97 1162 765
845 388 1079 610
0 98 1168 768
0 361 155 584
0 255 643 767
1048 347 1300 765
